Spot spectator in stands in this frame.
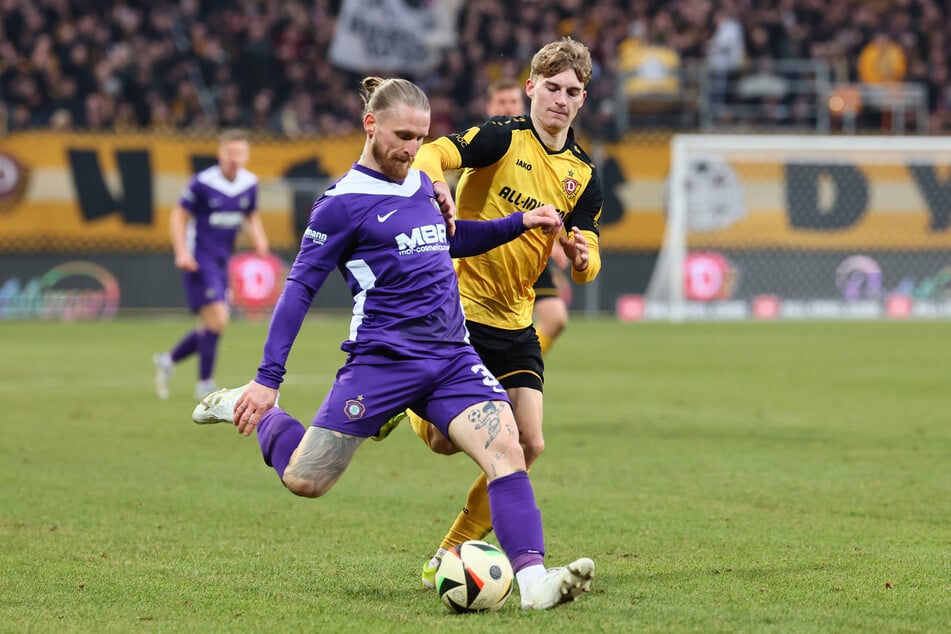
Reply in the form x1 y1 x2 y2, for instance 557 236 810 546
617 13 682 120
857 30 908 85
856 28 909 129
706 5 746 121
0 0 949 136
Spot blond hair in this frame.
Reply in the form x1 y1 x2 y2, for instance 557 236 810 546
530 37 593 86
219 128 249 145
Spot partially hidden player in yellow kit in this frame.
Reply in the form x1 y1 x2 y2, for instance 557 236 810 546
381 37 604 589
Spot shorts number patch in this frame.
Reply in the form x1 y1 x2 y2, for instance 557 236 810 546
471 363 505 393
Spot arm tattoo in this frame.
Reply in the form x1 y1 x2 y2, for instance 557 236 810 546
285 427 363 495
467 402 505 449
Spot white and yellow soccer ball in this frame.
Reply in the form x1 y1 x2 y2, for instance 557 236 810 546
436 540 514 613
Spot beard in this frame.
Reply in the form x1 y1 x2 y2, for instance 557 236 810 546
370 137 410 181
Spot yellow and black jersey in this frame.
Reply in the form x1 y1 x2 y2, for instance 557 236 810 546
413 115 603 330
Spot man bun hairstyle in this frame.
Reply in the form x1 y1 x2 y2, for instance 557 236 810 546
530 37 593 86
360 76 430 117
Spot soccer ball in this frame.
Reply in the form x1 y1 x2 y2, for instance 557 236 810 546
436 540 514 613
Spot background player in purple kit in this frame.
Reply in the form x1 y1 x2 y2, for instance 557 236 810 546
153 129 270 400
190 76 595 611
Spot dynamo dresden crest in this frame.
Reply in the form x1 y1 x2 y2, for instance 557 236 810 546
562 177 579 198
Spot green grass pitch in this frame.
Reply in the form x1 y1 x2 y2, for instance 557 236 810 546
1 316 949 632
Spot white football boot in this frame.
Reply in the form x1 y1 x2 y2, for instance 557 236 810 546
192 385 246 425
192 384 278 425
521 558 595 610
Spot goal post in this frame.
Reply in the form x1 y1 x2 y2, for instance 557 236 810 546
642 134 951 321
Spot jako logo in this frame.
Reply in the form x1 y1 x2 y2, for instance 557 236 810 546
396 224 447 251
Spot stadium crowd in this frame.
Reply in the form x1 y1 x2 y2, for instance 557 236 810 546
1 0 949 138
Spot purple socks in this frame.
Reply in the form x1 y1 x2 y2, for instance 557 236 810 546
487 471 545 571
169 329 199 362
196 330 219 381
256 408 306 479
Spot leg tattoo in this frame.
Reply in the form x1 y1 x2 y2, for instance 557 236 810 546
466 402 505 449
283 427 364 497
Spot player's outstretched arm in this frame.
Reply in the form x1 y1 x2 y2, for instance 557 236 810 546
521 204 564 235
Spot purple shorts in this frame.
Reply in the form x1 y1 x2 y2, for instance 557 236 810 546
182 257 228 312
310 348 509 439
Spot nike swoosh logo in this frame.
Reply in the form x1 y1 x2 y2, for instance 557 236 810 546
377 209 398 222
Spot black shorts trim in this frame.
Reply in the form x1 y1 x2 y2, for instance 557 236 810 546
466 320 544 392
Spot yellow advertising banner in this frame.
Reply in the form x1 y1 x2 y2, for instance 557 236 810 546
3 130 951 254
0 131 364 253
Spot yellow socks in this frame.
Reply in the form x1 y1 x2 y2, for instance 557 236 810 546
537 330 553 356
440 472 493 549
411 413 492 546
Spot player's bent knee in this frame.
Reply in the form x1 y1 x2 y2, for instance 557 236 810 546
521 437 545 464
281 471 336 498
282 474 328 498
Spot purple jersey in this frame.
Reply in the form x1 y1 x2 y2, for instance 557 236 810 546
255 163 529 388
179 165 259 265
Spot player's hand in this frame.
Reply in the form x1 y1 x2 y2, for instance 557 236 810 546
433 181 456 237
559 226 589 272
174 252 199 272
522 204 564 235
234 380 279 436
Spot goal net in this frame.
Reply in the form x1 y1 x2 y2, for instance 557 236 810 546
642 134 951 321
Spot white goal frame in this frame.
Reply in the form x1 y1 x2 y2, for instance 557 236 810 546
654 134 951 322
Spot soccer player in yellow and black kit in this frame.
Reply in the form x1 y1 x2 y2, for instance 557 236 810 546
406 38 603 589
486 77 573 356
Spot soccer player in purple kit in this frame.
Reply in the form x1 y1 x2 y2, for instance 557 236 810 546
191 77 595 611
152 129 269 401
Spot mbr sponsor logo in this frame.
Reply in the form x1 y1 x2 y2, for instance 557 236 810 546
396 223 448 254
208 211 245 227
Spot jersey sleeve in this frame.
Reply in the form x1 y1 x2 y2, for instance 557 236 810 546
414 117 515 184
178 175 201 213
566 166 604 284
247 182 259 214
255 196 357 387
290 196 357 288
449 213 526 258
